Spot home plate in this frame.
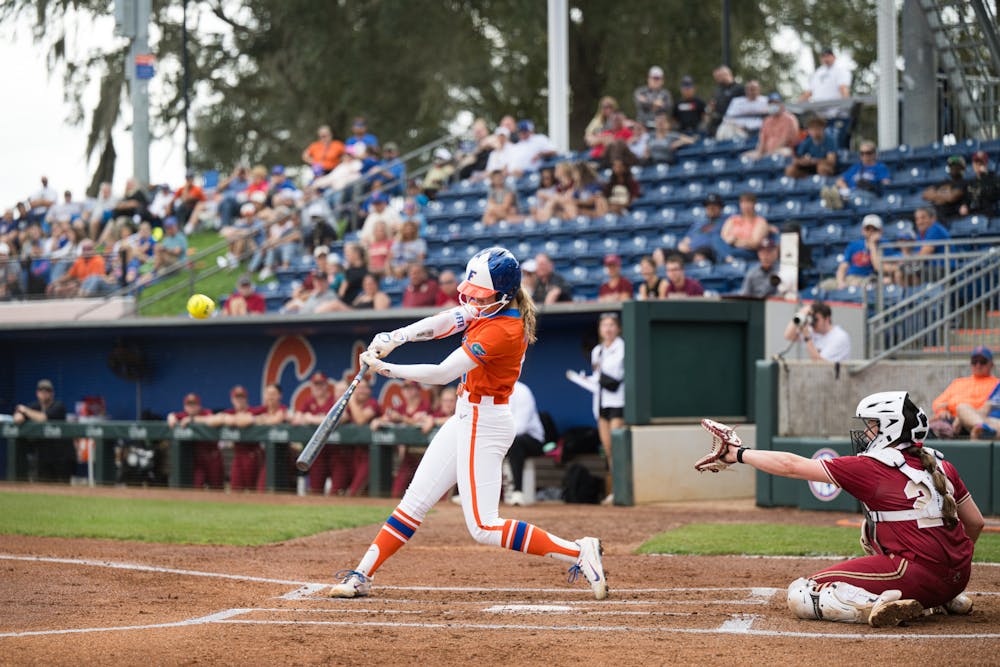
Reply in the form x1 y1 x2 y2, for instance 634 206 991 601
485 604 574 614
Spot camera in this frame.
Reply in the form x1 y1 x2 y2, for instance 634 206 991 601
793 310 813 327
768 274 782 287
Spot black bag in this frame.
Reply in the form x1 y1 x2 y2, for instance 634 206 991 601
562 463 605 504
558 426 601 464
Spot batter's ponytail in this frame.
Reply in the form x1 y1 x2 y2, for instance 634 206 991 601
515 288 537 344
905 445 959 529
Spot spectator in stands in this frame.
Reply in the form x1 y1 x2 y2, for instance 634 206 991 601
625 118 649 163
129 220 157 268
339 242 367 304
291 371 340 494
302 125 345 177
720 192 770 259
636 254 667 300
169 170 207 232
109 177 154 225
12 378 72 482
824 141 891 208
504 380 547 506
597 253 634 302
922 155 969 224
663 253 705 297
1 209 18 247
961 151 1000 216
573 161 610 218
484 127 515 176
350 273 391 310
344 377 379 496
365 219 393 278
167 393 222 490
797 47 852 118
369 141 405 197
46 238 105 298
222 274 266 316
211 166 251 230
588 111 635 166
0 242 22 300
782 300 851 362
706 65 745 136
785 116 838 179
359 191 402 246
400 197 426 235
457 118 494 181
532 161 577 221
482 169 523 225
716 80 767 141
634 66 672 130
250 206 301 281
530 167 558 220
677 193 725 264
314 144 365 210
84 182 118 240
508 120 557 177
301 185 337 250
310 270 353 314
371 379 432 497
929 347 998 438
218 202 258 269
532 252 573 304
422 147 455 197
26 175 58 223
913 206 952 257
244 165 270 200
603 158 641 215
45 190 83 227
739 236 781 298
673 76 706 134
435 269 461 307
742 93 800 161
401 261 440 308
346 116 379 152
390 220 427 279
152 217 187 273
22 235 50 296
585 96 620 150
820 215 894 291
149 183 174 223
956 365 1000 440
645 111 696 166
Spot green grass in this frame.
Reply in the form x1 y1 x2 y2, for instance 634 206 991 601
638 523 1000 562
137 230 242 317
0 491 392 546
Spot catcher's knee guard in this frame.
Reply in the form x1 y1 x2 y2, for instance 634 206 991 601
787 578 886 624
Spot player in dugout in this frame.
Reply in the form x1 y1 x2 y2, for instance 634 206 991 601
326 246 607 600
696 391 983 627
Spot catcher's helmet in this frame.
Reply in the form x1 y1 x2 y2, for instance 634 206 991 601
851 391 929 454
458 246 521 316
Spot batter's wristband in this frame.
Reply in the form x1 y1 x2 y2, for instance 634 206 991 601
736 447 749 464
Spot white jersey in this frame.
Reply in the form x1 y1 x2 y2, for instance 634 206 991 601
510 381 545 442
813 324 851 362
507 134 556 174
590 337 625 413
809 62 852 102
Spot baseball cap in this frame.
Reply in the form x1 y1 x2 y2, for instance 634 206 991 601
972 150 989 164
758 236 778 250
310 371 328 384
603 253 621 266
352 118 367 128
36 379 54 391
164 216 178 228
433 147 452 161
680 75 694 87
183 392 201 404
494 126 511 137
971 346 993 362
703 193 723 206
522 258 538 273
371 192 389 205
185 168 196 179
271 165 285 175
383 141 399 153
648 66 664 78
821 46 834 56
230 385 248 397
313 245 329 258
767 92 782 103
240 202 257 215
947 155 966 168
237 274 252 287
516 119 534 133
862 214 883 230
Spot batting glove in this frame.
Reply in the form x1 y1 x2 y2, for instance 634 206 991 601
368 330 407 359
360 350 393 377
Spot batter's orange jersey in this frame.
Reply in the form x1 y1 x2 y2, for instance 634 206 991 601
459 308 526 400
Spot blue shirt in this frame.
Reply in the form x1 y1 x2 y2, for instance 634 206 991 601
683 218 724 255
346 134 380 149
796 134 837 159
917 221 950 255
841 239 898 277
842 161 891 195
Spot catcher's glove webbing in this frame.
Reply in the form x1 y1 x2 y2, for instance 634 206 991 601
694 418 742 473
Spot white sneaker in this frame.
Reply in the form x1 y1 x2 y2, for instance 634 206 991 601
258 267 273 281
868 590 923 627
601 493 614 506
508 490 526 506
569 537 607 600
328 570 372 598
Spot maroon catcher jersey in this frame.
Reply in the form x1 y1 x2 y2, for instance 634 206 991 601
822 453 974 574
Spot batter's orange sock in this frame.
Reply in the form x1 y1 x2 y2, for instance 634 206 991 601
358 508 422 576
501 520 580 564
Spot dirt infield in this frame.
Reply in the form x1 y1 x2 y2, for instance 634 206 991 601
1 485 998 666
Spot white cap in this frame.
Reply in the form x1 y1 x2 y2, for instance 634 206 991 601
240 202 256 215
433 147 453 161
648 66 664 78
495 126 511 137
313 245 329 258
862 214 883 230
522 258 538 273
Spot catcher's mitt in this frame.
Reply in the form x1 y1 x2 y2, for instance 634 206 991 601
694 418 742 473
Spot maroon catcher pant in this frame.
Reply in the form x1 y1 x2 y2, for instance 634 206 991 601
810 553 969 608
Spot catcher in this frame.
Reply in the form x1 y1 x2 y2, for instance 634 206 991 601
696 391 985 628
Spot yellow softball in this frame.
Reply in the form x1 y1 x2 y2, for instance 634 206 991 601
186 293 216 319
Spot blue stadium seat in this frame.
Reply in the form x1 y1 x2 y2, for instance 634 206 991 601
950 215 991 238
815 252 844 276
825 285 864 303
883 219 915 241
804 223 844 247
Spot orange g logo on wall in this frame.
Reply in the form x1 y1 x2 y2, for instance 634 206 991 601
808 447 842 501
262 335 366 412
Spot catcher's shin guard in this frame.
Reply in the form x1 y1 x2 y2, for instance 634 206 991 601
787 578 920 625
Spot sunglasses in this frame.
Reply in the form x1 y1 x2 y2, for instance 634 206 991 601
860 150 875 155
972 358 991 365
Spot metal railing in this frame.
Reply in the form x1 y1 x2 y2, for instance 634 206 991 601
858 235 1000 371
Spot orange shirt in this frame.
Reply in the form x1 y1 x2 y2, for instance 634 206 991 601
724 214 768 242
67 255 107 281
305 140 346 172
460 309 526 400
932 374 999 416
173 185 206 203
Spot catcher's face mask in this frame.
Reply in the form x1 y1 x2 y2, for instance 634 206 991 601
850 418 880 454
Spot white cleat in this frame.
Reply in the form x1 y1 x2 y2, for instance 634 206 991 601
328 570 372 598
868 590 923 628
507 490 526 507
570 537 608 600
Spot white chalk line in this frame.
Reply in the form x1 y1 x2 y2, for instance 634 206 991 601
0 609 247 638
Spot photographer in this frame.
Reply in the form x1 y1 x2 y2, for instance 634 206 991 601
783 300 851 362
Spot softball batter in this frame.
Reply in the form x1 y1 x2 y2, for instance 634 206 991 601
328 247 607 599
